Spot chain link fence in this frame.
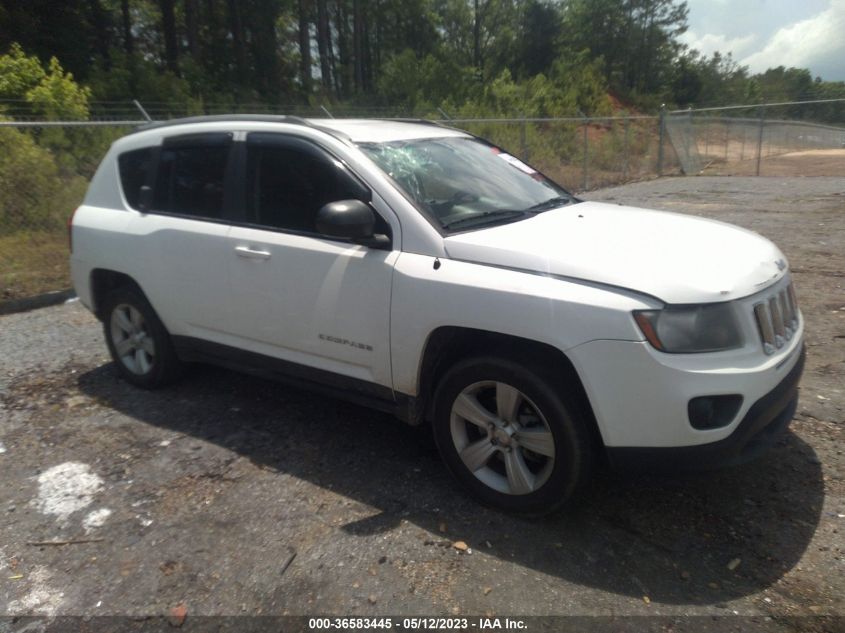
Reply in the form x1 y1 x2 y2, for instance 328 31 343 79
666 99 845 177
446 114 671 191
10 97 844 303
0 120 138 302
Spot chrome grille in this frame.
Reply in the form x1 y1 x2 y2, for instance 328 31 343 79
754 283 798 355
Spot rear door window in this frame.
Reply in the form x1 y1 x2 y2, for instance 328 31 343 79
153 133 233 220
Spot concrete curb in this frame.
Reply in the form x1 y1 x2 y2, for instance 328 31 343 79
0 289 76 316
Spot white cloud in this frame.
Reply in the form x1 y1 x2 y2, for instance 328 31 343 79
741 0 845 79
680 30 757 58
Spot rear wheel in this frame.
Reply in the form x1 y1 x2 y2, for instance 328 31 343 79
102 286 183 389
432 356 593 515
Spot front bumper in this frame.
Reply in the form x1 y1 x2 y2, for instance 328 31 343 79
606 345 804 471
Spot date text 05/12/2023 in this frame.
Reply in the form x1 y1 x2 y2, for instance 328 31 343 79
307 617 528 630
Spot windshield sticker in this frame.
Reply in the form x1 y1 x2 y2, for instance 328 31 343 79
495 152 537 175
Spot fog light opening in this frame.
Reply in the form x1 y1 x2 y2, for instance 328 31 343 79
688 395 743 430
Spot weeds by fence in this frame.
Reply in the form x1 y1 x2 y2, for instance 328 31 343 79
0 122 133 301
1 98 842 303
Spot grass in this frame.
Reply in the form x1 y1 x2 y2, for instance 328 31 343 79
0 230 71 301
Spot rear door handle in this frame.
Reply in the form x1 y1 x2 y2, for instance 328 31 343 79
235 245 271 260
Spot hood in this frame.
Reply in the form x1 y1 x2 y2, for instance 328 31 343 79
443 201 787 304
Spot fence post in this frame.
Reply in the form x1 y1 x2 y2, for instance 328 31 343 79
582 114 589 190
755 106 765 176
622 117 630 180
657 104 666 176
520 112 528 161
685 106 692 168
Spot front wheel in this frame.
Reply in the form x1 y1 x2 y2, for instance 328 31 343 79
102 286 183 389
432 356 593 515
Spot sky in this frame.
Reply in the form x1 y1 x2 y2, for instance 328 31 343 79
680 0 845 81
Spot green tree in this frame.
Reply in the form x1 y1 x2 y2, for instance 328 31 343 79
670 50 749 107
377 49 475 112
0 1 94 81
518 0 562 77
26 57 92 120
0 45 111 176
0 43 46 100
563 0 689 103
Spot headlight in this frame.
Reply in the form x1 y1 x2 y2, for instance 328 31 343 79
633 303 743 353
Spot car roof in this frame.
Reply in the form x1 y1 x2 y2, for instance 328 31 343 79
128 115 469 144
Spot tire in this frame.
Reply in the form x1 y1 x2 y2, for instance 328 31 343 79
102 286 184 389
432 355 593 515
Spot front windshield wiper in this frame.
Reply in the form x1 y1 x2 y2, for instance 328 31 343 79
441 196 578 230
525 195 577 213
441 209 527 230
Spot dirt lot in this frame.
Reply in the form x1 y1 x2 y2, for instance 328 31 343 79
0 176 843 629
702 148 845 177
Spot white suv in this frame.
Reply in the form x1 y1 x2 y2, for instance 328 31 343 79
70 116 805 514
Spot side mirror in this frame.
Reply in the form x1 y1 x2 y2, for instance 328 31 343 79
316 200 391 249
138 185 154 212
317 199 375 239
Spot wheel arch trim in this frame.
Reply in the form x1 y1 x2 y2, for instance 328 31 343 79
89 268 145 320
414 326 606 449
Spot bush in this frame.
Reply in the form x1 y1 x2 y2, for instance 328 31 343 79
0 125 87 234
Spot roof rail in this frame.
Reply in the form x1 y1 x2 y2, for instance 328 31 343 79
384 117 445 126
128 114 313 135
383 117 462 134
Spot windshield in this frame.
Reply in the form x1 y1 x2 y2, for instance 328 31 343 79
358 137 577 232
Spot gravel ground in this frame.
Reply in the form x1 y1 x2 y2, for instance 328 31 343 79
0 176 842 629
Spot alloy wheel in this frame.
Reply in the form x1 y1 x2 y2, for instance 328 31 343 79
449 380 556 495
109 303 155 375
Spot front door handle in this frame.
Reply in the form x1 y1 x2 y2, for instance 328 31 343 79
235 245 271 260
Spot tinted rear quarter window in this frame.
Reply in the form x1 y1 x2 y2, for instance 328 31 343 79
117 148 154 210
